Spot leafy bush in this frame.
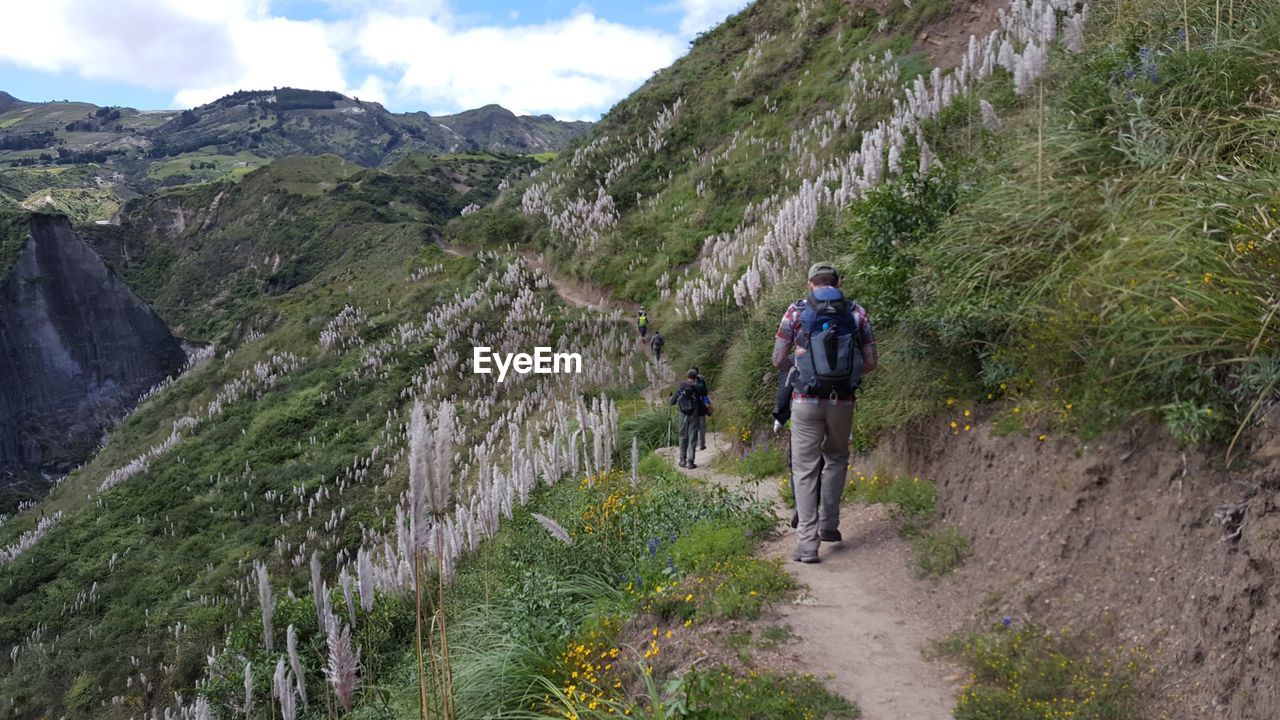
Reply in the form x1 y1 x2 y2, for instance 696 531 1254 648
943 624 1143 720
678 666 860 719
620 409 674 455
913 526 972 578
831 165 964 328
1159 399 1230 446
844 474 937 521
729 445 787 480
668 521 752 573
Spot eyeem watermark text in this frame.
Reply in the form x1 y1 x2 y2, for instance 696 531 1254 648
472 346 582 382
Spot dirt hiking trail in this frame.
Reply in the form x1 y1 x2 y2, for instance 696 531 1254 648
517 243 958 714
658 432 959 720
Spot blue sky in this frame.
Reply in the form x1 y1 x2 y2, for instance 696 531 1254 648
0 0 748 121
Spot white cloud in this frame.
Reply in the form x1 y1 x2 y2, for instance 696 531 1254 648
349 74 389 105
0 0 348 108
673 0 749 38
356 11 682 120
0 0 740 118
171 15 349 106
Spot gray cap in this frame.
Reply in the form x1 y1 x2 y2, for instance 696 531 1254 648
807 261 838 281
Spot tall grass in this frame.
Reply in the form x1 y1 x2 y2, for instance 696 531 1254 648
915 2 1280 440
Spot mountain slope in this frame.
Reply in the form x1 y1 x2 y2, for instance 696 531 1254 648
429 104 593 153
0 86 586 178
459 0 1280 716
0 88 591 211
3 1 1280 718
0 92 23 114
0 140 637 717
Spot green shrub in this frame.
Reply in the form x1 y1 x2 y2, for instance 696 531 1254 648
844 474 937 521
829 165 964 328
943 624 1143 720
913 526 972 578
1160 399 1231 446
620 408 674 454
669 521 752 573
729 445 787 480
678 666 860 719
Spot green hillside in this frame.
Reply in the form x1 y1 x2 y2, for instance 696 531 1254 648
465 0 1280 448
2 0 1280 718
0 146 640 717
0 88 593 212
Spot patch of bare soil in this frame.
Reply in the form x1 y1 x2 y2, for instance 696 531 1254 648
868 406 1280 720
658 433 961 719
912 0 1006 69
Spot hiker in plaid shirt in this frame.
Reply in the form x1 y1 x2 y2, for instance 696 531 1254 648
772 262 877 563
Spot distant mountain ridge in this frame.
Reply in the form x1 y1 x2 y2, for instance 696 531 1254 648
0 87 590 208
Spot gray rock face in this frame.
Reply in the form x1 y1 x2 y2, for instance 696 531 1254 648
0 214 186 495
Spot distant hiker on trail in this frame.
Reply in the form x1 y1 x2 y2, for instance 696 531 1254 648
692 367 711 451
773 262 877 563
650 330 665 364
670 369 705 468
638 308 649 339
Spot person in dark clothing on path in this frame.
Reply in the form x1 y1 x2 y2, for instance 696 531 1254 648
692 368 710 451
773 365 819 530
650 330 665 363
772 262 878 563
670 369 704 468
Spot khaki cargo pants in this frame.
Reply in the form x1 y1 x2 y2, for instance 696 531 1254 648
790 401 854 554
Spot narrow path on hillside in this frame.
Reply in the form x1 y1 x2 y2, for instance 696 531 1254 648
657 432 960 720
444 241 636 314
522 251 638 314
464 238 957 714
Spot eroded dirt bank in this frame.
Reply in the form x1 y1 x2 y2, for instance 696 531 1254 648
870 409 1280 719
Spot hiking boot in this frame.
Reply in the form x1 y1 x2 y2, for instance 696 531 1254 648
678 460 688 468
791 548 820 564
687 462 698 469
820 530 843 543
699 444 707 451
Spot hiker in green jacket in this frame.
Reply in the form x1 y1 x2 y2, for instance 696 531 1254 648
772 262 878 563
638 308 649 339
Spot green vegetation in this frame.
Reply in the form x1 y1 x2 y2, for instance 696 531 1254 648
7 0 1279 716
677 666 860 719
357 465 816 719
0 89 589 213
843 473 970 577
942 624 1145 720
0 209 29 275
17 187 120 222
145 151 271 182
80 152 531 342
724 444 787 481
843 473 937 520
620 408 673 454
912 527 972 579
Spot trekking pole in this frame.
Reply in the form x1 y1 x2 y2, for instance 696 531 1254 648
667 405 673 447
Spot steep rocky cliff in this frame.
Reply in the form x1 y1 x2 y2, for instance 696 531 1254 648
0 213 186 499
